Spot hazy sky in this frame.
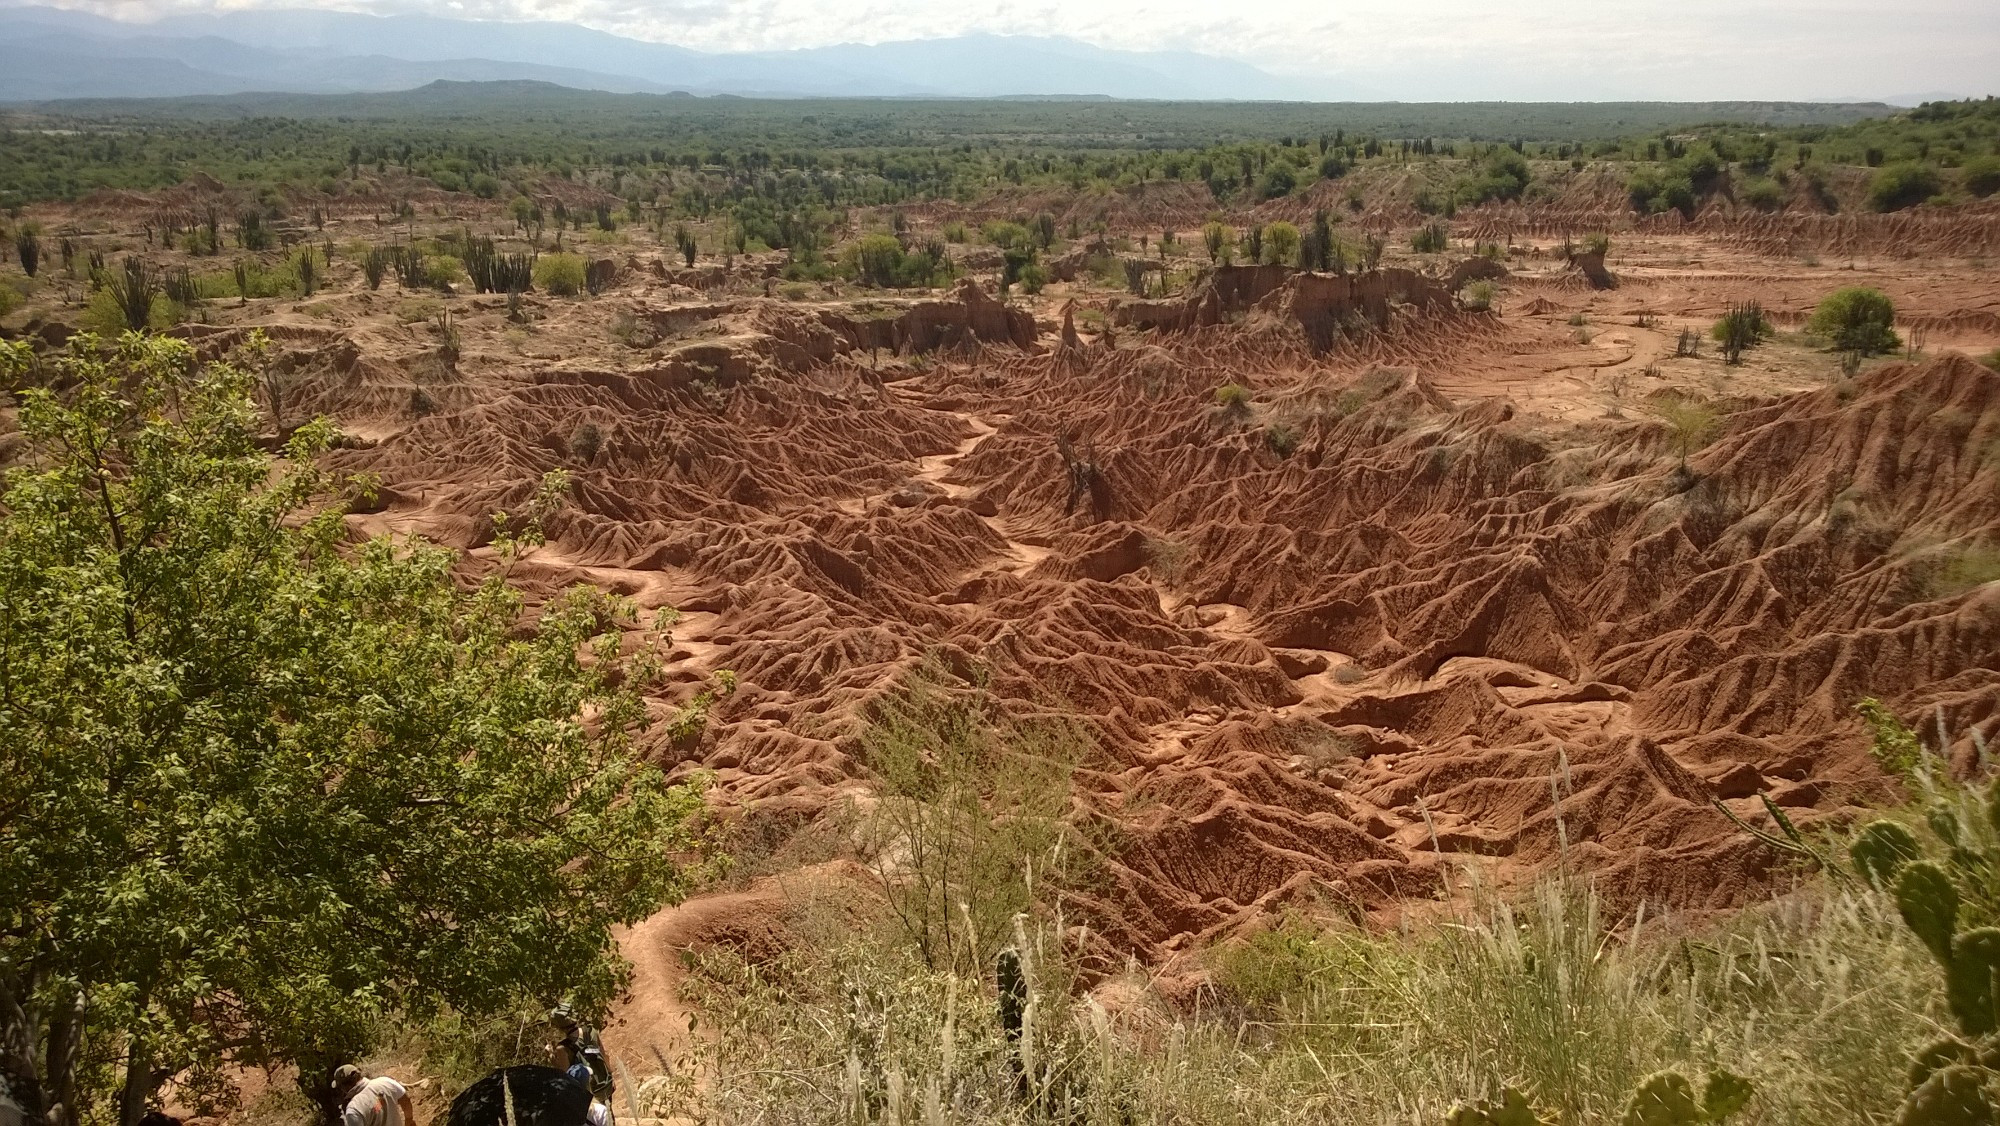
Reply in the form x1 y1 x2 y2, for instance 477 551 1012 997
51 0 2000 100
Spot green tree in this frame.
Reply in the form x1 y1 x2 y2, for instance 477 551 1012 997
1257 163 1297 200
1652 395 1721 470
1868 161 1943 211
1807 286 1900 356
1960 155 2000 199
0 333 707 1126
847 233 905 287
1263 221 1301 265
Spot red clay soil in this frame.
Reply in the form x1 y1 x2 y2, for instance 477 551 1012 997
312 263 2000 965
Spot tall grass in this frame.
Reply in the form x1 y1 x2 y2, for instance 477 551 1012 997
653 679 1964 1125
678 874 1936 1125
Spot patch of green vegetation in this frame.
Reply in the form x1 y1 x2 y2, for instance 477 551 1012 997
1868 161 1944 211
1806 286 1900 356
534 252 586 297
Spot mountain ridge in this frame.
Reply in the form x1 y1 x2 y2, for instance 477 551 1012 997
0 6 1336 101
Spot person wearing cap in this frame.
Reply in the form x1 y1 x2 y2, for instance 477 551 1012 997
548 1006 613 1126
330 1065 416 1126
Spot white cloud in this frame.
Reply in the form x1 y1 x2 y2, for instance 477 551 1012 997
30 0 2000 99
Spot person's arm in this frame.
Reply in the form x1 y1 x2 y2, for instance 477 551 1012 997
396 1092 416 1126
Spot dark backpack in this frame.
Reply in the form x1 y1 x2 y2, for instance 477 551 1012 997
571 1025 613 1099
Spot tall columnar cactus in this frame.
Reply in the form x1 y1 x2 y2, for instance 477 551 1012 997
996 947 1027 1095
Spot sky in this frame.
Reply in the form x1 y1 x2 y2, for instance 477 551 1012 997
40 0 2000 100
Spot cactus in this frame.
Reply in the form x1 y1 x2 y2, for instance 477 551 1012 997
105 257 158 332
996 947 1027 1097
1446 1087 1544 1126
1617 1070 1752 1125
1948 928 2000 1037
1701 1071 1754 1121
1910 1038 1980 1091
1897 861 1961 964
1930 805 1963 847
1898 1064 1996 1126
1854 820 1923 886
1621 1071 1701 1125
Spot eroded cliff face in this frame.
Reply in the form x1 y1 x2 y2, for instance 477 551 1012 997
313 264 2000 959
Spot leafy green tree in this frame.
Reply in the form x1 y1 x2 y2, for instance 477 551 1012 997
1807 286 1900 356
1257 163 1297 200
1263 221 1300 265
844 233 917 288
1964 156 2000 199
1456 147 1533 206
1868 161 1943 211
1739 177 1784 211
0 333 707 1126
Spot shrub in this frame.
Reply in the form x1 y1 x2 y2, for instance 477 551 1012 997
941 220 968 243
1461 281 1495 311
1652 395 1721 469
426 254 464 291
982 221 1032 251
1628 167 1697 217
1740 177 1785 212
852 664 1089 973
1456 147 1532 206
362 247 390 290
1257 163 1297 200
1214 382 1252 421
1317 153 1348 180
846 233 906 288
1868 162 1943 212
1411 222 1449 254
1263 221 1300 265
1961 156 2000 199
1710 301 1771 364
1807 287 1899 356
534 253 586 297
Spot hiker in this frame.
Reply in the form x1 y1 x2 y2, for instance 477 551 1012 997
546 1006 613 1105
331 1065 416 1126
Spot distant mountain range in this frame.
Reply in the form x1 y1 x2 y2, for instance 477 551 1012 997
0 5 1348 102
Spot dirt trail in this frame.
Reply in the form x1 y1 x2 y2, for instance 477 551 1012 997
292 230 2000 1021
